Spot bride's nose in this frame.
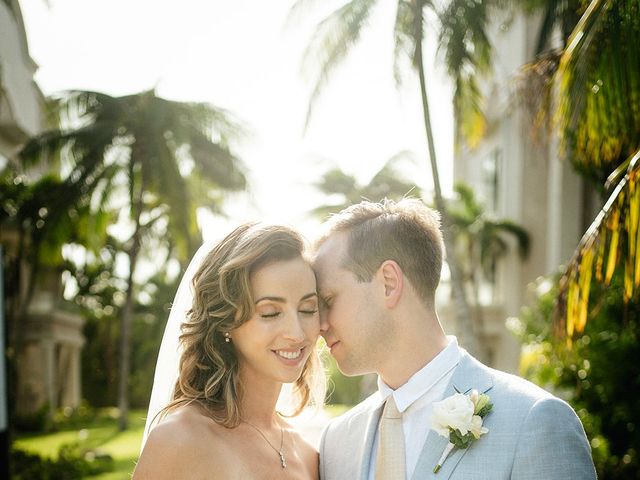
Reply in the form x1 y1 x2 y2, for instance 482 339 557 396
282 311 305 342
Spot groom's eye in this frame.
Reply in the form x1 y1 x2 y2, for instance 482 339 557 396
321 296 333 309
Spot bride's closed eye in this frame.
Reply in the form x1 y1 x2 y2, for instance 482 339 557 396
298 298 319 316
258 308 281 319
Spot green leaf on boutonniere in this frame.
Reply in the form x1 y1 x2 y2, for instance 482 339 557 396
450 429 474 449
476 402 493 418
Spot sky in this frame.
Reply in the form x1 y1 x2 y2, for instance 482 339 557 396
19 0 454 241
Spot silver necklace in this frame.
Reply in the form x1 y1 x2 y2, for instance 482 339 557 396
242 419 287 468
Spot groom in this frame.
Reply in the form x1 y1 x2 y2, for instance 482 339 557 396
312 199 596 479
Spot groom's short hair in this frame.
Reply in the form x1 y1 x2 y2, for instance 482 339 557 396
318 198 444 307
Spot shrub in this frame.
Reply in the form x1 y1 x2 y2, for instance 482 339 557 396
513 273 640 479
13 404 50 432
10 442 113 480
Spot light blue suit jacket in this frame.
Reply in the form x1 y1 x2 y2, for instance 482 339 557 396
319 352 597 479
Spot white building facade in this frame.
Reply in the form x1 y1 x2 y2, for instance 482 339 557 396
0 0 43 162
1 0 85 416
450 12 598 372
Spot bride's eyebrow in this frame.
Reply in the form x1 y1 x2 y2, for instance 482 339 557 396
254 293 317 304
255 296 286 304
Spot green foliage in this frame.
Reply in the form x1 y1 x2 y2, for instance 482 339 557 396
292 0 495 145
515 273 640 479
51 403 99 431
449 428 474 449
556 150 640 337
448 182 530 285
19 89 246 261
312 154 421 219
14 408 147 479
10 442 114 480
555 0 640 184
323 352 364 406
0 170 111 273
13 404 51 433
68 247 178 408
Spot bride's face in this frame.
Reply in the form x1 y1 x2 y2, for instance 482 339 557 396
230 257 320 384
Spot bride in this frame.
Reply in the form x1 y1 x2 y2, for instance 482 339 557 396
133 223 326 479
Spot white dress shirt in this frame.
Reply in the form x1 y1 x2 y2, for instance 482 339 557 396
367 336 462 480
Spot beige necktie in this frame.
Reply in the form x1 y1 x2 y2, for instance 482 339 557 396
375 396 406 480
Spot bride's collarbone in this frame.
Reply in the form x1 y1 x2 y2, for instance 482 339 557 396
218 428 317 479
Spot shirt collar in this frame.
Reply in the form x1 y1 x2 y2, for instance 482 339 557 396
376 336 461 412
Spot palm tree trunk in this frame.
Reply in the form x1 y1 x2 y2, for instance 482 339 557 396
470 267 489 360
414 24 481 358
117 200 143 431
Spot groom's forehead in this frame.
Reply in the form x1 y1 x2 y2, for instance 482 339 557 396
313 233 349 271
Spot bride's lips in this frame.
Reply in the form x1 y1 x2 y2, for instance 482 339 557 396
271 346 307 366
327 340 340 352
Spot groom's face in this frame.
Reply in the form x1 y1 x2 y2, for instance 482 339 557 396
313 232 387 376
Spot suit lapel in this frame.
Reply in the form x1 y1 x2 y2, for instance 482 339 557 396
411 353 494 480
356 401 385 480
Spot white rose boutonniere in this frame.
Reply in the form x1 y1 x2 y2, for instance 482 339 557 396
431 389 493 473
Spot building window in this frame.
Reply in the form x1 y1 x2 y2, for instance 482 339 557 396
482 148 501 213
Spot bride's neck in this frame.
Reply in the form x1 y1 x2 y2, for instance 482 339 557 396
237 368 282 428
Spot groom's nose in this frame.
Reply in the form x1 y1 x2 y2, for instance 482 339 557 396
319 308 329 333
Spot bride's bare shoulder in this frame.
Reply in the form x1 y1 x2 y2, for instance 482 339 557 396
132 405 224 479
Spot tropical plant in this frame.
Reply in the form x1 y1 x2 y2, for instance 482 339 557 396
291 0 498 357
312 153 420 218
0 167 113 426
539 0 640 338
19 89 247 429
520 0 582 55
67 240 180 409
516 273 640 478
448 182 530 306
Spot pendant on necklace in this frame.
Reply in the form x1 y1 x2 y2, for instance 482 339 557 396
279 450 287 468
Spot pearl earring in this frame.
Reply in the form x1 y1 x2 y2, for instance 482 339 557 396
224 332 231 343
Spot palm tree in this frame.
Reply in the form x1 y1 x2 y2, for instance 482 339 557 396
312 153 420 218
291 0 497 356
540 0 640 337
448 183 529 346
0 168 113 425
19 89 247 429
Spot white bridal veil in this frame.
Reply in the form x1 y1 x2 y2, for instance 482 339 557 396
141 240 218 449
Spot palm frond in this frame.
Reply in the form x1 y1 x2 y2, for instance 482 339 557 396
312 153 421 218
488 219 531 257
392 0 419 87
515 50 562 141
555 0 640 178
299 0 379 129
437 0 493 147
555 147 640 338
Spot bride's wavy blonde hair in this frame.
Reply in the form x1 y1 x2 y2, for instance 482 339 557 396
159 223 325 428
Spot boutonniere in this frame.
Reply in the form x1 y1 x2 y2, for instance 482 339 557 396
431 389 493 473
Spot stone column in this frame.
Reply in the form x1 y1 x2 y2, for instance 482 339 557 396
41 338 56 416
64 345 82 408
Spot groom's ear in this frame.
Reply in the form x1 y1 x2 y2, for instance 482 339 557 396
377 260 403 309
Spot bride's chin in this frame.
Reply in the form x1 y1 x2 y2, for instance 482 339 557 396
277 366 308 384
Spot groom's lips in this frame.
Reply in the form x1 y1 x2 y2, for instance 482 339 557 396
328 340 340 352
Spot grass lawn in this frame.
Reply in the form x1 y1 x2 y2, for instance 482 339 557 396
13 404 351 479
14 409 147 480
